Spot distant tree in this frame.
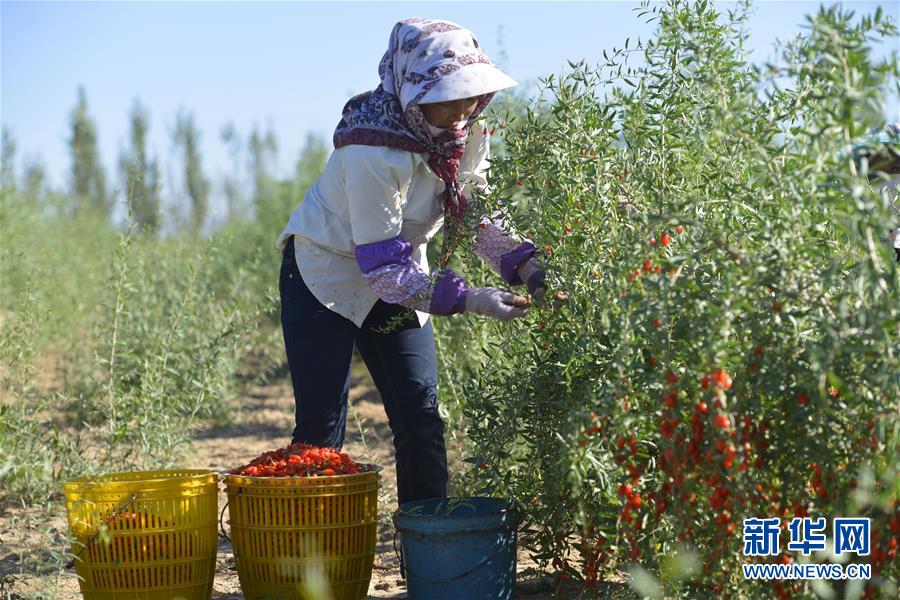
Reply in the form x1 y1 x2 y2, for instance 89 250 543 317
294 132 329 192
117 98 161 233
494 24 510 71
220 122 245 223
68 86 109 217
248 125 278 215
1 126 16 192
22 156 47 202
174 108 210 233
482 25 535 159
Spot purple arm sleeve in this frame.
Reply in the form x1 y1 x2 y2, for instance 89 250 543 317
473 213 537 286
355 235 468 315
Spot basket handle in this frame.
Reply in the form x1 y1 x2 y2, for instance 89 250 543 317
219 485 243 544
219 497 231 543
393 528 406 580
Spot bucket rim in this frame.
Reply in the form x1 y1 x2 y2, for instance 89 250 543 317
393 496 521 524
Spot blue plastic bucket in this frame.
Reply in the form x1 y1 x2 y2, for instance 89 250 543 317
392 496 521 600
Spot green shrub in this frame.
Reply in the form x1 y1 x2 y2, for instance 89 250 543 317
443 1 898 597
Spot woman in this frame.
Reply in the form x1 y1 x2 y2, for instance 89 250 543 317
275 18 547 505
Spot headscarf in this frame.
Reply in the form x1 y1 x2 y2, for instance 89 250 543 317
333 17 518 269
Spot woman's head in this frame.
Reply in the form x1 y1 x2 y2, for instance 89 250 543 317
333 18 517 152
378 18 517 121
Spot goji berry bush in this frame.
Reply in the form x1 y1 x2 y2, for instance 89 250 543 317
442 1 899 597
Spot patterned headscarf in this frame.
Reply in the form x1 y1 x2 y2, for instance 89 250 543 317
333 17 517 268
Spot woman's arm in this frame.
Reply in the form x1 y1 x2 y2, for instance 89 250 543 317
472 213 537 285
355 235 467 314
345 145 469 315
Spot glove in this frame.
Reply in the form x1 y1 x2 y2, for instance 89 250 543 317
516 258 548 306
463 287 530 321
517 257 571 309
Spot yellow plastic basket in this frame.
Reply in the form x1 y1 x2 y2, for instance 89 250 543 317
224 467 381 600
63 469 219 600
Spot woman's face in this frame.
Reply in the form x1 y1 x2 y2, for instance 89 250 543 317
419 96 480 129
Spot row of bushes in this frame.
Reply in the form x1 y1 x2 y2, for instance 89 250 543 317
0 187 289 503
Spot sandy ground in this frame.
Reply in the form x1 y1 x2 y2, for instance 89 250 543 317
1 352 632 599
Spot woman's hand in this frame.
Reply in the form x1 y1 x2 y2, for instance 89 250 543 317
517 257 570 309
463 287 530 321
517 258 548 306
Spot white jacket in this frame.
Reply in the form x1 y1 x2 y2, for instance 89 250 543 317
276 126 495 328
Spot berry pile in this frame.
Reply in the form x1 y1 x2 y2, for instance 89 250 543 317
229 442 376 478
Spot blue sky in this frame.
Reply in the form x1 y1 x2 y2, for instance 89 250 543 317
2 1 898 224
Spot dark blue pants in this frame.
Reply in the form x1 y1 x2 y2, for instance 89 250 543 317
279 236 448 505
